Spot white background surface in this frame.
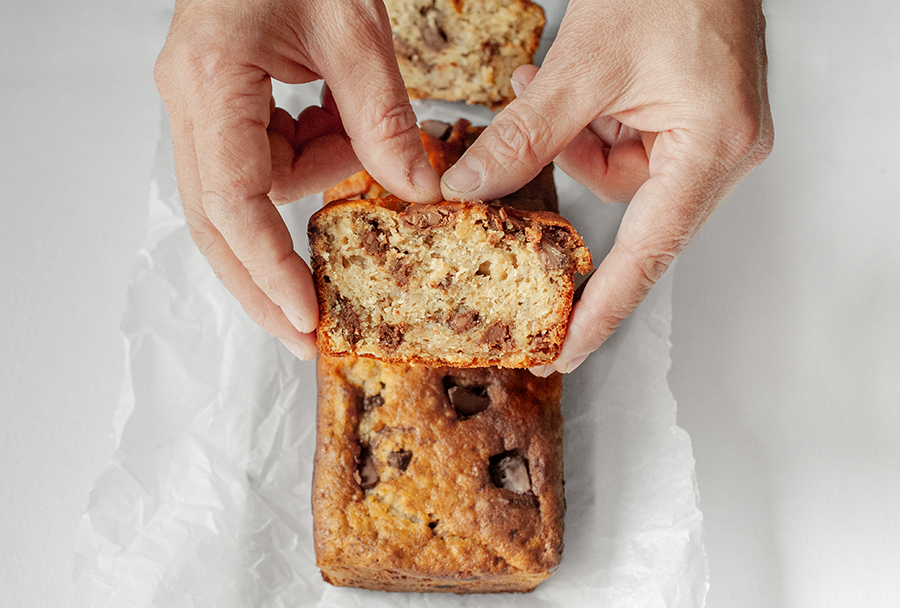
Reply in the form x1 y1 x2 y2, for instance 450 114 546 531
1 1 898 607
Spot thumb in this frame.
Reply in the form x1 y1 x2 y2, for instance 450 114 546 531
441 64 589 201
309 2 441 203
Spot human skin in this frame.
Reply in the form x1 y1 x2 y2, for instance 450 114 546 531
156 0 773 371
154 0 443 360
438 0 774 375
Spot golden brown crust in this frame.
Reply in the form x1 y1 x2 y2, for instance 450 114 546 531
312 355 565 593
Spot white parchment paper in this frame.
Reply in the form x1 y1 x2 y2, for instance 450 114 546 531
73 77 707 608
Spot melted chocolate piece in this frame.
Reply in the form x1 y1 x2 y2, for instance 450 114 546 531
378 324 405 350
335 295 362 345
443 376 491 419
361 222 386 256
401 204 450 229
420 120 452 140
387 449 413 471
479 321 515 351
357 446 379 490
448 309 480 333
538 226 573 271
362 394 384 413
420 15 450 51
390 258 411 288
489 450 532 495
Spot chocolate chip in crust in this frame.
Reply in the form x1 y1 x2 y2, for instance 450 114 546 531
443 376 491 419
401 204 450 229
387 449 413 471
420 120 452 140
362 394 384 413
356 445 379 490
489 450 532 495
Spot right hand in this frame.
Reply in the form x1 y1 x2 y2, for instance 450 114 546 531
154 0 443 360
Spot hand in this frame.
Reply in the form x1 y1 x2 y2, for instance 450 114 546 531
440 0 774 375
154 0 442 359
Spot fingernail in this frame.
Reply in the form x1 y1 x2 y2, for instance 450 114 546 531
442 153 482 195
511 77 526 97
282 307 316 334
555 353 589 374
410 157 441 194
280 338 316 361
529 365 555 378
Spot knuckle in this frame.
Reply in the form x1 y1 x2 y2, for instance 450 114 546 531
356 97 419 149
487 107 548 172
616 237 678 290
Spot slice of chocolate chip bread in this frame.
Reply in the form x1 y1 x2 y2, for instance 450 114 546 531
385 0 545 108
307 197 592 368
312 355 565 593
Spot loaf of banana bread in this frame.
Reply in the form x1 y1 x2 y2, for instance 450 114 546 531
312 355 565 593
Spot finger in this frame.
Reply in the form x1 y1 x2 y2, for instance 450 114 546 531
268 104 362 204
187 60 319 337
307 2 442 203
553 125 651 204
441 61 596 201
550 127 742 374
509 64 652 205
163 86 318 357
186 206 319 360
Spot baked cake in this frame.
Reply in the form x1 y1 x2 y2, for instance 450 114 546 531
385 0 545 108
312 355 565 593
308 197 591 368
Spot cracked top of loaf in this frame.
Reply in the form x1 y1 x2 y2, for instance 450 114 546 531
312 355 565 593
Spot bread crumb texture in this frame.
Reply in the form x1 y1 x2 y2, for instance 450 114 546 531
308 198 592 368
386 0 545 108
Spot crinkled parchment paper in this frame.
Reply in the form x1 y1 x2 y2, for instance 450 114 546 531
73 78 707 608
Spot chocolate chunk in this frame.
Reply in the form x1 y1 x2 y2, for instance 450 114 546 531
448 309 480 333
539 227 573 271
361 223 386 256
420 120 452 140
387 449 413 471
378 324 405 350
448 386 490 418
357 446 379 490
479 321 515 351
390 258 411 288
362 394 384 412
529 331 555 355
428 520 440 530
335 295 362 345
401 204 450 229
489 450 532 495
443 376 490 419
419 8 449 51
486 204 526 235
